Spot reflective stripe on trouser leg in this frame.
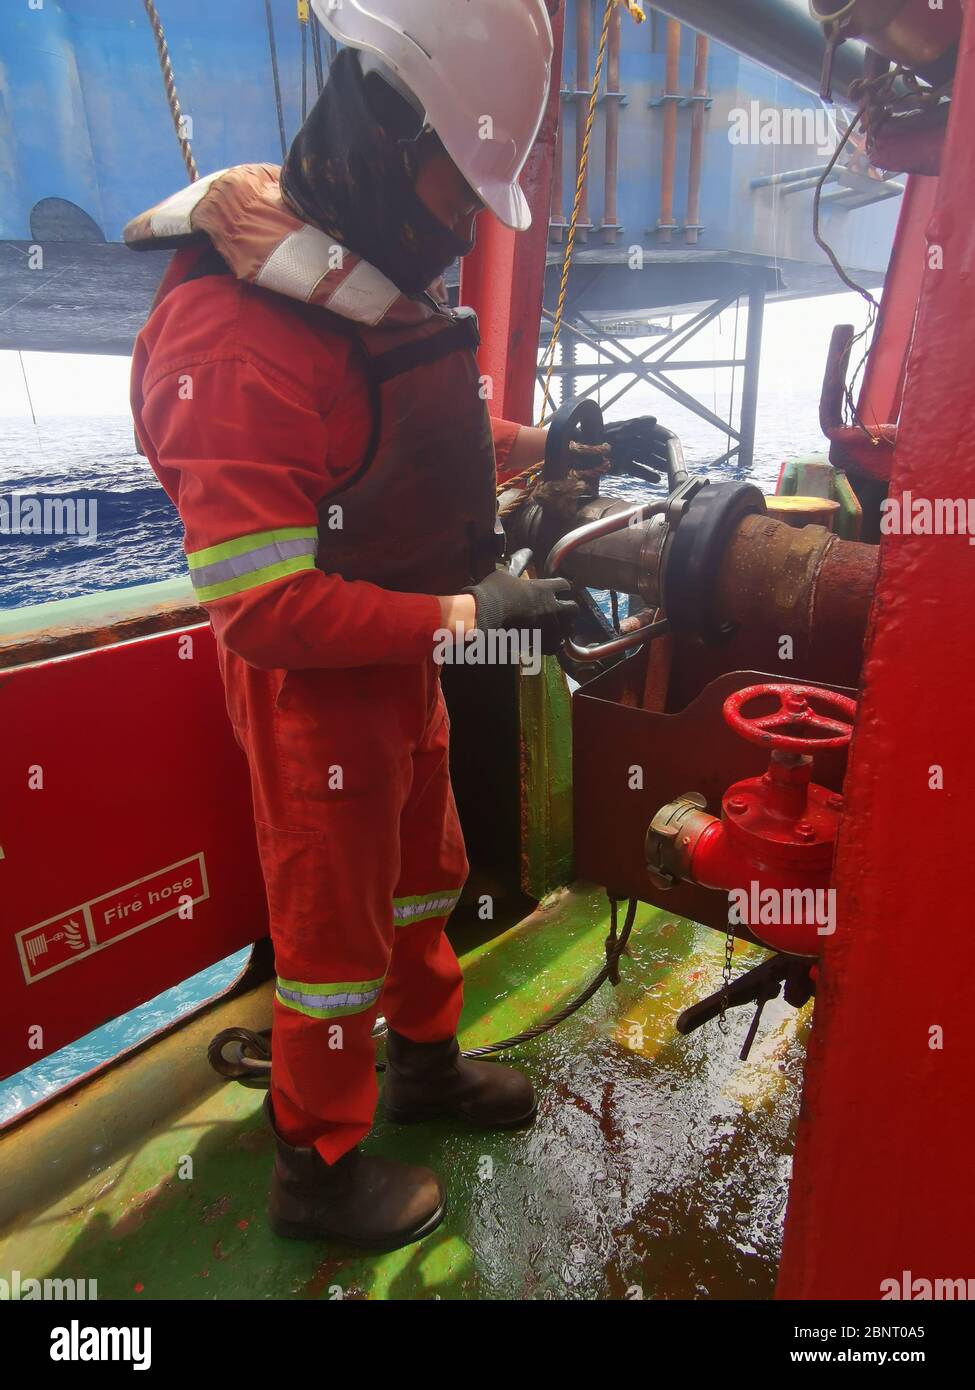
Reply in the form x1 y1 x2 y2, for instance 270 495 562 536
275 975 385 1019
260 818 395 1165
222 654 466 1164
392 890 462 926
381 684 468 1042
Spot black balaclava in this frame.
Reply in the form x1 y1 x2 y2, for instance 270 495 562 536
280 47 475 297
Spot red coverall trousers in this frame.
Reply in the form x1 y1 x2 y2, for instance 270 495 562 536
221 646 468 1165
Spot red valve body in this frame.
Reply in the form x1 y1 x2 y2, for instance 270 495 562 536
646 684 853 955
687 754 843 956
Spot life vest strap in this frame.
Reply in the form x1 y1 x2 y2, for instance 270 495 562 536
368 314 481 384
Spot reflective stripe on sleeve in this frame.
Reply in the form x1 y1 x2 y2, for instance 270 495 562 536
187 527 318 601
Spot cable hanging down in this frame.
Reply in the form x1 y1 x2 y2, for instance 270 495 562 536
208 898 642 1080
813 61 953 437
265 0 289 161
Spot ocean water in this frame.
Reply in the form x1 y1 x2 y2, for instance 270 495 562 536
0 302 866 1120
0 382 809 611
0 415 186 610
0 951 251 1125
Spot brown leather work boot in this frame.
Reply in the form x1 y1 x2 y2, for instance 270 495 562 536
265 1095 445 1249
382 1030 537 1128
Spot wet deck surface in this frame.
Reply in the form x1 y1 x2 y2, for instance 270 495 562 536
0 886 809 1299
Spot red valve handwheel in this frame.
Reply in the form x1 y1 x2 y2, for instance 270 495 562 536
723 683 857 753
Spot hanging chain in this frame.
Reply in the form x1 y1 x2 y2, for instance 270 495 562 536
537 0 645 426
718 924 735 1034
142 0 199 182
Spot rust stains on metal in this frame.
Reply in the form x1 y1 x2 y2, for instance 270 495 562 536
201 1194 234 1225
114 1176 177 1237
0 601 206 671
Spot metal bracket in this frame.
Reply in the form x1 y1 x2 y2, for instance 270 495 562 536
666 474 709 528
645 791 709 890
663 481 767 642
545 501 672 664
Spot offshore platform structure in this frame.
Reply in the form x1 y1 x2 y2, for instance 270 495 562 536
0 1 900 473
539 1 901 468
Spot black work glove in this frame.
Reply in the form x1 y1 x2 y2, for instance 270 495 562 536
603 416 665 483
463 569 580 656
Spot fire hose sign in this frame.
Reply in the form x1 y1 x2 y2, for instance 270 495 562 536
15 853 209 985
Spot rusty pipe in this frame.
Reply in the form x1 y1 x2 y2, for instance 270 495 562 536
601 1 622 243
714 513 877 662
658 18 682 242
557 506 878 667
684 33 709 244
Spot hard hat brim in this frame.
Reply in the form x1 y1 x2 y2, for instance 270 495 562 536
480 179 533 232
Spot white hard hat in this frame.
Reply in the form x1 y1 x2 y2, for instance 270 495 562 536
311 0 554 230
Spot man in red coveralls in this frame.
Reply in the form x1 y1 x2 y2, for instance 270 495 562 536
129 0 578 1249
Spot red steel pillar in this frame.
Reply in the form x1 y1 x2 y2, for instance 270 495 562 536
778 7 975 1299
459 2 565 424
856 173 939 438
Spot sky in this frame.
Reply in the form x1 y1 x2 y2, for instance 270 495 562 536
1 350 134 419
0 290 876 422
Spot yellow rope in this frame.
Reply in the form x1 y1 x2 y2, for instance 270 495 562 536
536 0 644 429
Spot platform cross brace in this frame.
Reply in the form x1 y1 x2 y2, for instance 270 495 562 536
539 289 740 402
537 302 743 440
537 284 762 465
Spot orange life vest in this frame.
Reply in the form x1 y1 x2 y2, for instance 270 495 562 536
127 164 501 594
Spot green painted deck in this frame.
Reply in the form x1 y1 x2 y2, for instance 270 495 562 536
0 886 809 1300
